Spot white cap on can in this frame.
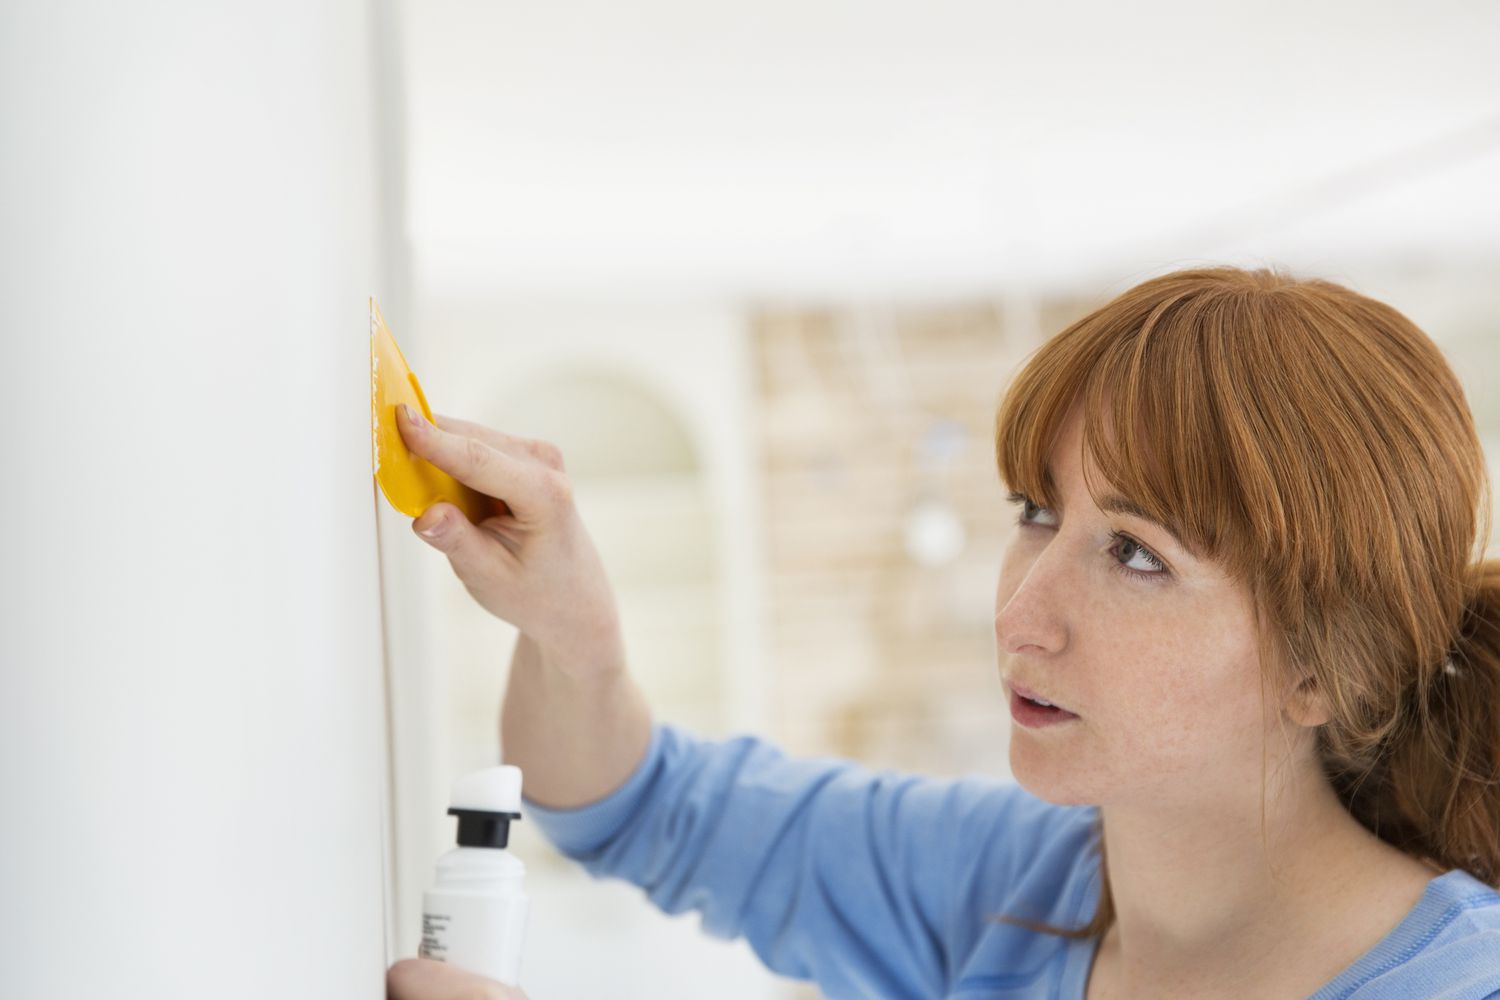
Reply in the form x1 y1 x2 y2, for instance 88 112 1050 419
450 764 524 814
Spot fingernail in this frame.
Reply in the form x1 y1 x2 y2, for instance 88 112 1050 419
417 514 446 539
402 404 426 429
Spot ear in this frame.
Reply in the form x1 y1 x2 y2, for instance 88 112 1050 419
1283 675 1332 728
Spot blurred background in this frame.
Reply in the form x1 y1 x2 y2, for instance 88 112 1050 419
3 1 1498 998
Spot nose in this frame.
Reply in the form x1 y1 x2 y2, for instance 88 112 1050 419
994 544 1068 657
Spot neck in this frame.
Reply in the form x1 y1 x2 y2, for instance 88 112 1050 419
1094 759 1437 997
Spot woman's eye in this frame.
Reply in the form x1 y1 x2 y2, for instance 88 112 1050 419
1008 492 1057 527
1108 531 1167 579
1006 491 1168 581
1026 497 1062 527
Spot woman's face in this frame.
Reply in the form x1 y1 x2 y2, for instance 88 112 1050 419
994 405 1299 810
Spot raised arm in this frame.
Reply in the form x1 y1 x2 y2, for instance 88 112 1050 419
524 721 1014 999
393 404 1092 998
394 404 652 807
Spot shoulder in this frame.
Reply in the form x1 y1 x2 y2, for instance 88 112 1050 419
938 777 1101 963
940 776 1098 885
1338 869 1500 1000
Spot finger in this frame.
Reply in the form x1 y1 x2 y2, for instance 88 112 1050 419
433 413 566 472
475 513 526 558
413 501 517 574
430 412 530 458
398 405 545 519
386 957 525 1000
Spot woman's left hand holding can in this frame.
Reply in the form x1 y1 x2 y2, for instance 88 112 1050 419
388 957 529 1000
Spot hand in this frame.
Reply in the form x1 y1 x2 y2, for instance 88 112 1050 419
396 406 626 678
387 957 528 1000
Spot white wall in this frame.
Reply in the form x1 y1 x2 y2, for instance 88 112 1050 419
0 2 399 997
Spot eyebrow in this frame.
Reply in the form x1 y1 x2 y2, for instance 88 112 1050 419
1014 478 1198 560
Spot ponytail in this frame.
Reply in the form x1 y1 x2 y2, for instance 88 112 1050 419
1372 560 1500 885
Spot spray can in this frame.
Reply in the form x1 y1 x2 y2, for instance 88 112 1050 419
419 764 529 986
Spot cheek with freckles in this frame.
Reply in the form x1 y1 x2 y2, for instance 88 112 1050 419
1096 597 1268 795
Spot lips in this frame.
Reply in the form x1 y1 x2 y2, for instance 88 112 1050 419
1008 679 1075 715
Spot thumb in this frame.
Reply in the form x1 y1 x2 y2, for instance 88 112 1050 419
414 500 507 587
412 502 467 550
413 503 513 610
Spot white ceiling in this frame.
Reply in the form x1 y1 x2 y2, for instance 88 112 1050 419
401 0 1500 300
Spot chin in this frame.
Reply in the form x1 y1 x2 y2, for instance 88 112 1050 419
1007 734 1099 807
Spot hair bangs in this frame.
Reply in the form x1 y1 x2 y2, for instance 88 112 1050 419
996 285 1254 572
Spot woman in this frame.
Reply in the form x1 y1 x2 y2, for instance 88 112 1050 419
387 267 1500 999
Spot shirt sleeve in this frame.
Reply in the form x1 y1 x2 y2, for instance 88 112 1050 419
522 720 1006 1000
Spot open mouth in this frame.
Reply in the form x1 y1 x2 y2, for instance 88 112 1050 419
1009 687 1079 725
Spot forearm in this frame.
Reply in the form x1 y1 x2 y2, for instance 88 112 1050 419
500 631 654 809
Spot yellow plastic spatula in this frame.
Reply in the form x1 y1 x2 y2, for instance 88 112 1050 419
369 298 508 523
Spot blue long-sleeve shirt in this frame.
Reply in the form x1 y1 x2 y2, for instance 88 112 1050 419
524 721 1500 999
